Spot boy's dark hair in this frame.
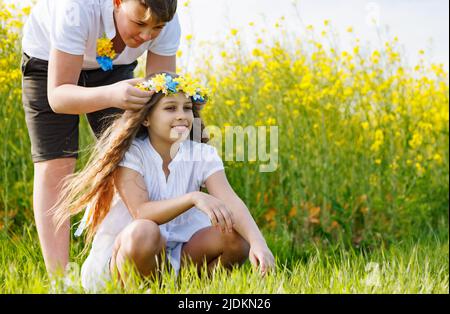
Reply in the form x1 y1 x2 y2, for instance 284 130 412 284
141 0 178 23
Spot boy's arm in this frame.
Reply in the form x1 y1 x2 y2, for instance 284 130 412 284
204 170 268 247
114 166 195 224
146 52 176 76
47 49 151 114
47 49 114 114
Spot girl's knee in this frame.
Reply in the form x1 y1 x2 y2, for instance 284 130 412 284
121 220 162 259
223 230 250 259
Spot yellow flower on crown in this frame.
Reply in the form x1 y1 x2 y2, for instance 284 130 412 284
151 74 169 94
136 73 209 104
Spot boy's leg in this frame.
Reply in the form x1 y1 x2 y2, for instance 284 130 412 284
180 226 250 274
21 53 80 276
33 158 76 275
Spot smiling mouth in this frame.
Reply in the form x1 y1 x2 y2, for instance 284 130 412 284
171 126 189 133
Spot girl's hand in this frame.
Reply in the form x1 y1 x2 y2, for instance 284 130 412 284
190 191 235 233
249 241 275 276
108 78 155 111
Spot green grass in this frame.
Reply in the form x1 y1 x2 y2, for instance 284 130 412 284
1 226 448 294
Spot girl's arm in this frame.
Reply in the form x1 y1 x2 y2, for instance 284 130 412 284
115 166 233 229
204 170 266 246
47 49 152 114
205 170 276 274
114 166 195 224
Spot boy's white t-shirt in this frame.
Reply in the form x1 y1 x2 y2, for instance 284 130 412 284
22 0 181 70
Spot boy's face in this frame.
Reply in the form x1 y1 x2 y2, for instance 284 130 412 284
144 93 194 144
114 0 167 48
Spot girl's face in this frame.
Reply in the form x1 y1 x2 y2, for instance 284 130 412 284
143 93 194 144
114 0 167 48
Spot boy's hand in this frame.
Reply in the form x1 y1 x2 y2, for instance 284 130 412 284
249 241 275 276
190 191 235 233
108 78 154 111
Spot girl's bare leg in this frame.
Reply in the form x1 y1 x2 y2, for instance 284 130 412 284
110 219 166 286
180 226 250 275
33 158 76 276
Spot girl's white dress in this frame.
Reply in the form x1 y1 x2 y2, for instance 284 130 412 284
79 137 224 292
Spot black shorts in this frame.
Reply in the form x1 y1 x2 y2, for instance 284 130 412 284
21 52 138 163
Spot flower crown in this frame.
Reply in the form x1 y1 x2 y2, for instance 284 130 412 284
136 73 209 104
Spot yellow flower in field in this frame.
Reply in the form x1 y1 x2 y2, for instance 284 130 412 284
409 132 423 149
415 163 425 176
361 122 370 130
225 100 235 106
22 6 31 15
375 159 382 165
266 118 277 125
370 129 384 152
433 153 443 164
343 87 353 97
390 161 399 171
231 29 238 36
252 48 262 57
347 26 353 33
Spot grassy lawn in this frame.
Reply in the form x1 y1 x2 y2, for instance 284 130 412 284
1 226 448 294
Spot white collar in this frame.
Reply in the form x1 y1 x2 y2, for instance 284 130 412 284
147 138 187 171
101 0 116 40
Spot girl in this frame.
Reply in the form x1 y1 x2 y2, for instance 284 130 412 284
21 0 180 276
52 73 275 292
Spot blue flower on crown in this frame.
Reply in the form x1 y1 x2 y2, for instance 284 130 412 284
165 75 179 93
192 93 205 103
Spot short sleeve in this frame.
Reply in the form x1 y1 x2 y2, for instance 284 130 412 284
148 13 181 56
118 142 145 177
50 0 90 55
200 144 225 183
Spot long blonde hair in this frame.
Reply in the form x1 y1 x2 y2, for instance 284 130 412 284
51 72 208 253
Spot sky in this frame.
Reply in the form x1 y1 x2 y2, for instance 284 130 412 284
8 0 449 70
176 0 449 70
